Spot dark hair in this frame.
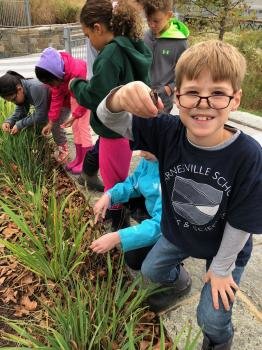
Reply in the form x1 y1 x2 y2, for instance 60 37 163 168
80 0 144 40
0 70 25 98
35 66 61 84
142 0 173 17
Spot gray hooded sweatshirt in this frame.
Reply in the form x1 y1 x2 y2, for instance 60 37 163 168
5 79 49 130
144 18 189 112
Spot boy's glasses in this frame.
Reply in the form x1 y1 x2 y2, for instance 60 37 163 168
176 94 234 110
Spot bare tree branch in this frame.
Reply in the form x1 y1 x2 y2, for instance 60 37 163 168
229 1 244 11
191 0 219 17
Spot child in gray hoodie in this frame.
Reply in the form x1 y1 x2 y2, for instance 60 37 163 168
142 0 189 112
0 71 49 135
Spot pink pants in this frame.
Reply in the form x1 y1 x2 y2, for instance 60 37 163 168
71 99 93 147
99 137 132 192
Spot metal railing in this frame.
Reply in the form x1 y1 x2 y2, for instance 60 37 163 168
239 19 262 30
63 25 86 60
0 0 31 27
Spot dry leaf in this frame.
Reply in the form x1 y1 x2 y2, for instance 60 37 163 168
0 276 6 285
111 341 119 350
0 266 9 277
0 213 9 221
38 293 54 307
10 163 18 172
2 227 19 239
21 295 37 311
25 284 37 296
2 287 18 303
140 340 151 350
14 306 30 317
140 311 156 322
98 269 106 277
20 274 34 285
70 340 78 350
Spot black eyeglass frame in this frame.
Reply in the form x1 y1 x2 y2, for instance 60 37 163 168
176 93 234 110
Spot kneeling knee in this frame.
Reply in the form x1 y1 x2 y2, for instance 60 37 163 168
141 261 157 282
197 303 232 344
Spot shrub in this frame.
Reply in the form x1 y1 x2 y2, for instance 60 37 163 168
29 0 85 25
226 31 262 113
189 30 262 115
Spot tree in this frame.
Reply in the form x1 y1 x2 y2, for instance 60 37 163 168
175 0 252 40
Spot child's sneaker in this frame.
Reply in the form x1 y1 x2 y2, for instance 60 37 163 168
54 143 69 163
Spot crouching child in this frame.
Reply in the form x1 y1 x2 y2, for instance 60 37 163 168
96 40 262 349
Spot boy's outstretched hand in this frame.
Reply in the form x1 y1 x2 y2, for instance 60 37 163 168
93 193 110 224
204 270 239 311
108 81 164 117
90 232 120 254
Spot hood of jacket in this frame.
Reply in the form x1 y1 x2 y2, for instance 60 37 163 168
111 36 152 80
60 52 87 83
36 47 65 79
160 18 189 39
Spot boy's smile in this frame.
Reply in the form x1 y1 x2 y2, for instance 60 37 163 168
176 69 242 147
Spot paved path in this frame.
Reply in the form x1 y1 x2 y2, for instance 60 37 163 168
0 53 40 78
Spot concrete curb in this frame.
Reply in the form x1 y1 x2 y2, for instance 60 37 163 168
171 105 262 132
230 111 262 131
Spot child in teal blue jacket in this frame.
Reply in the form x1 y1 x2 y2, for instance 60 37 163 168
91 151 161 270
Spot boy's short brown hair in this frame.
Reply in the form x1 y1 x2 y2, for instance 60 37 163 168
142 0 173 16
175 40 246 92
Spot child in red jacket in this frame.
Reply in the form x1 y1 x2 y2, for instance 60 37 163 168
35 48 92 171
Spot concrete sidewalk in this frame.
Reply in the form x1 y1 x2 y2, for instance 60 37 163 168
230 111 262 132
66 110 262 350
0 53 40 78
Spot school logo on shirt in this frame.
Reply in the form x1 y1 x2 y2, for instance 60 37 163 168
171 176 223 225
162 49 170 55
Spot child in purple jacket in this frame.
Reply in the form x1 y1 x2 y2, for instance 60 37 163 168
35 48 92 171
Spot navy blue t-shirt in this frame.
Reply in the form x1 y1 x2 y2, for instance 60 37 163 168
131 114 262 265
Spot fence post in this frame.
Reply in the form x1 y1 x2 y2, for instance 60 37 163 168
24 0 32 26
63 27 72 54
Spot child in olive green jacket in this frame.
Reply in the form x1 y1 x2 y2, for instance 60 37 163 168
69 0 152 229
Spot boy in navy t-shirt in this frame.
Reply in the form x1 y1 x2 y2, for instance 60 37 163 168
97 40 262 349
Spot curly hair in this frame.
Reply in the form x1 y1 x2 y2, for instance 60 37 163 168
80 0 144 40
142 0 173 16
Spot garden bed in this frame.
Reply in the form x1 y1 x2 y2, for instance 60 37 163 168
0 100 200 349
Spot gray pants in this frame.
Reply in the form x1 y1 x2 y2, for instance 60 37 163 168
51 107 70 146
